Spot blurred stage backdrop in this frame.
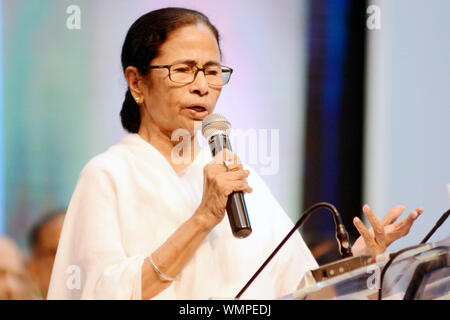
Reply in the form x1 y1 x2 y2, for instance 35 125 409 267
1 0 449 262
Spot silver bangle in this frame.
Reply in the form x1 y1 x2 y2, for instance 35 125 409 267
148 254 175 282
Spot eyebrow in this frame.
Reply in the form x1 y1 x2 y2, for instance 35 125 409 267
173 59 221 67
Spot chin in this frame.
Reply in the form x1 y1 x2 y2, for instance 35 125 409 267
186 118 203 132
169 120 196 139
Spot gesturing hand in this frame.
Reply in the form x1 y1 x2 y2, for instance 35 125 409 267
351 204 424 256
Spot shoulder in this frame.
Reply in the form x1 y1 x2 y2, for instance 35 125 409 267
79 140 132 182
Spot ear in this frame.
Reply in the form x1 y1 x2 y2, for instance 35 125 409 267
124 66 145 101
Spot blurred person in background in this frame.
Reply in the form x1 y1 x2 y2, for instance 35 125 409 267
28 211 65 299
0 235 34 299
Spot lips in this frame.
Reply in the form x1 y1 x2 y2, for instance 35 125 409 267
186 105 209 120
187 106 207 112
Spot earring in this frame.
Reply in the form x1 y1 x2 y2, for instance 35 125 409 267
134 96 142 104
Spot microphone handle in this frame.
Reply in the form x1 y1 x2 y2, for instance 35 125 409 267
208 133 252 239
227 191 252 238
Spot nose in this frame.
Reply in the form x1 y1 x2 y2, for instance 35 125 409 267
189 69 209 96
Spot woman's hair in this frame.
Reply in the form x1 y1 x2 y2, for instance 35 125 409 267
120 7 221 133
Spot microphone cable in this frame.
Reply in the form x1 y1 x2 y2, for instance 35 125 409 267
377 244 425 300
420 209 449 244
235 202 352 299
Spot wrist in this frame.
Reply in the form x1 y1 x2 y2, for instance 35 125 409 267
192 205 218 232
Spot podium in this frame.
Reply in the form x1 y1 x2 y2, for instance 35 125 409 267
283 236 450 300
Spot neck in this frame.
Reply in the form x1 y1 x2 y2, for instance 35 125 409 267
138 122 201 173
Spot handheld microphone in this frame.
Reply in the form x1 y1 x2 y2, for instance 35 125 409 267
202 114 252 239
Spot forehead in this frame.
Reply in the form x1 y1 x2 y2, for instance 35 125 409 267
155 24 221 64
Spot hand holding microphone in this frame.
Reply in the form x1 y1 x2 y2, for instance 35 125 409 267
197 149 253 232
197 114 253 238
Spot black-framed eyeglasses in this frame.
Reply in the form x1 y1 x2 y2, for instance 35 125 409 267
142 63 233 87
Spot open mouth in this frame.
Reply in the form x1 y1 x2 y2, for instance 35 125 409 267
187 106 207 112
186 105 209 120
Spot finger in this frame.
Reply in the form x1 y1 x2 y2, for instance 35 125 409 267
363 205 386 247
388 208 422 242
224 169 249 181
213 149 242 169
353 217 377 248
403 208 423 227
230 180 252 194
224 162 244 172
212 149 231 165
222 149 241 165
205 162 229 175
380 205 405 226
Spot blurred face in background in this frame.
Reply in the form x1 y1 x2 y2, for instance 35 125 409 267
0 236 33 300
28 213 64 299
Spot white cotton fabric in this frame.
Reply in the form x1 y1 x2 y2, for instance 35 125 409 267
47 134 317 300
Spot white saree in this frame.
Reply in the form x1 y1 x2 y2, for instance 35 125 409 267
47 134 317 300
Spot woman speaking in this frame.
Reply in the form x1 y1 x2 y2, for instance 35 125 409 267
48 7 423 300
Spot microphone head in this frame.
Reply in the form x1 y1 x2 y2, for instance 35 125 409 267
201 113 231 139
